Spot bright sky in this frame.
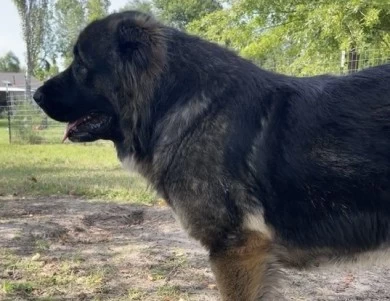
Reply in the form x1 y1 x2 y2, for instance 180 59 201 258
0 0 129 67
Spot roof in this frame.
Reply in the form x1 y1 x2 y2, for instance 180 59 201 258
0 72 42 89
0 87 26 92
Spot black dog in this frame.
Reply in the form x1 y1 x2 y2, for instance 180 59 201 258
34 11 390 300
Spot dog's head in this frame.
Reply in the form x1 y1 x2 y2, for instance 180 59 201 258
33 11 167 143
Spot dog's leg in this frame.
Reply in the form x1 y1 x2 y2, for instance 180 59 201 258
210 231 280 301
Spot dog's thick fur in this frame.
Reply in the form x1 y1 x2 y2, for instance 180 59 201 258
34 11 390 300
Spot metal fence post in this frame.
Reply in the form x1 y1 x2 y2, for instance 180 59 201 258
340 50 346 74
5 85 12 144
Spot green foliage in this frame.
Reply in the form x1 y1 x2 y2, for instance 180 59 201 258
53 0 111 66
86 0 110 22
120 0 222 28
0 52 21 72
54 0 86 67
35 1 60 80
153 0 222 29
34 62 60 81
12 0 50 94
120 0 155 14
10 0 389 77
188 0 390 75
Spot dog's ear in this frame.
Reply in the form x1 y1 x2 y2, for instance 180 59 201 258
116 13 164 68
117 19 149 49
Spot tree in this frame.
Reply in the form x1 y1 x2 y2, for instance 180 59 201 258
34 57 60 81
188 0 390 75
54 0 111 66
120 0 155 14
12 0 50 95
120 0 222 29
86 0 110 22
153 0 222 29
54 0 86 66
35 1 60 80
0 52 21 72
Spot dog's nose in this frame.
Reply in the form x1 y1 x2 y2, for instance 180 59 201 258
33 88 44 105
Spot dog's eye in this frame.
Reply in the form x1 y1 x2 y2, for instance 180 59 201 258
75 60 88 81
79 65 88 77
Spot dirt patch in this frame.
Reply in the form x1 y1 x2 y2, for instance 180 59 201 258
0 197 389 300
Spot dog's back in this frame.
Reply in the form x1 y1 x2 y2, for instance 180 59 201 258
248 64 390 264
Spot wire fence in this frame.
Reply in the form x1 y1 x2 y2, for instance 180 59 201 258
0 90 64 144
260 48 390 76
0 49 389 144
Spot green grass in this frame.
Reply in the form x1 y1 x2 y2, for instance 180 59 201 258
149 252 188 281
127 288 147 300
0 118 8 128
0 119 9 143
157 284 188 300
2 280 34 296
0 120 156 203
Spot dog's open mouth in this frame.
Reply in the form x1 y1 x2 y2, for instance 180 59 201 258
63 112 113 143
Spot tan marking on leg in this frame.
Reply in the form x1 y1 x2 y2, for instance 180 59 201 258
210 232 280 301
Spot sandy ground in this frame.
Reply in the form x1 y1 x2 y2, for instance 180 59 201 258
0 197 389 300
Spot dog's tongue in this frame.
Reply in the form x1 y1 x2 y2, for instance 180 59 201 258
62 119 83 143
